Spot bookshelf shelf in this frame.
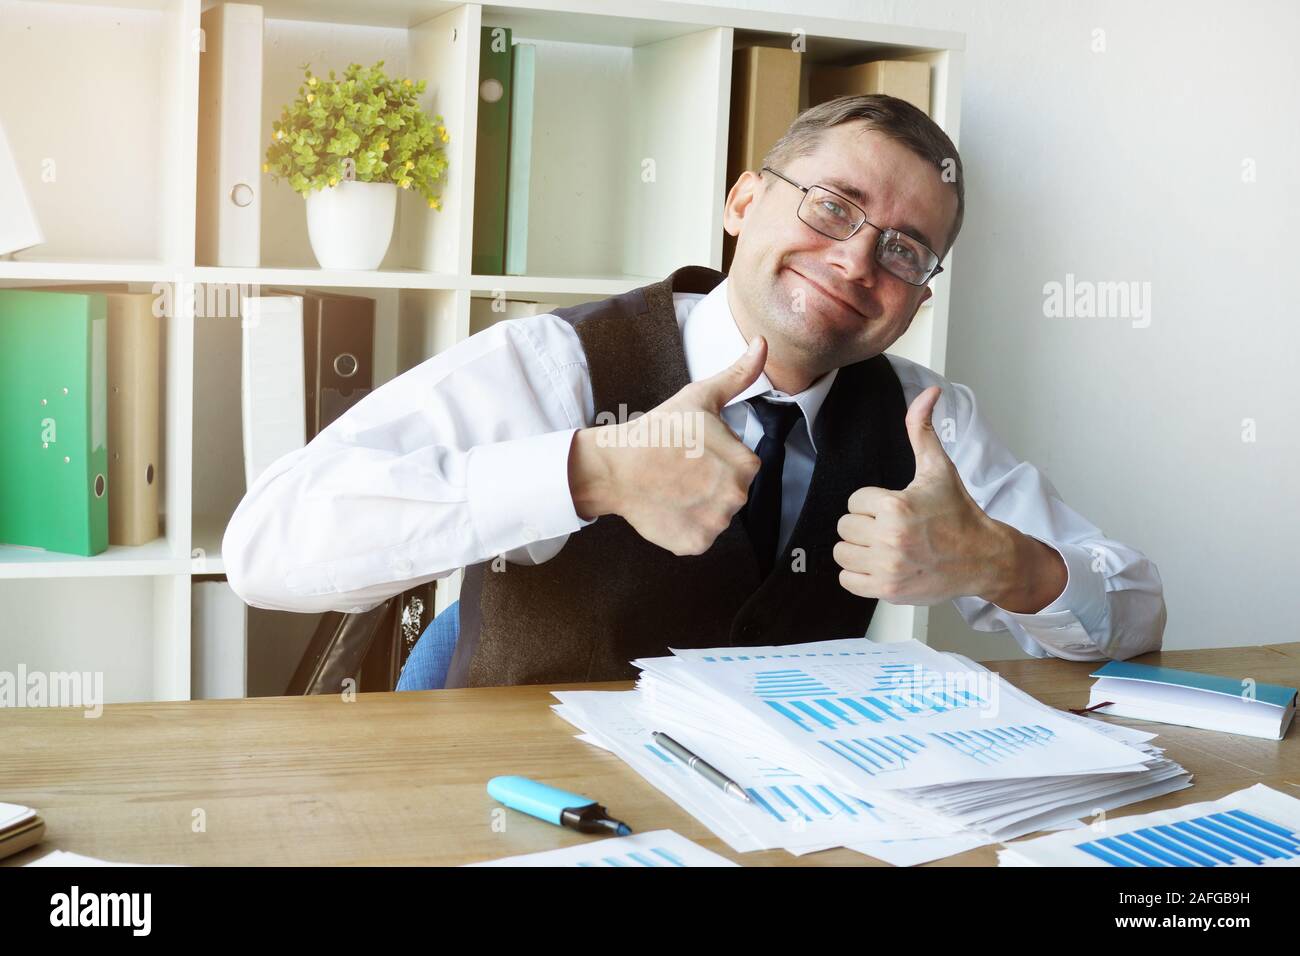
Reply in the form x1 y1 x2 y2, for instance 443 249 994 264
0 541 185 579
0 0 963 703
191 265 461 290
0 259 179 284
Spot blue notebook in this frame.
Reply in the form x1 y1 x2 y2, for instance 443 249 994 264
1088 661 1296 740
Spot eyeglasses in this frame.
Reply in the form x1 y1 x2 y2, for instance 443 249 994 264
760 166 944 286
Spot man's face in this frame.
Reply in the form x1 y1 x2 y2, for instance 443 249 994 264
724 122 958 380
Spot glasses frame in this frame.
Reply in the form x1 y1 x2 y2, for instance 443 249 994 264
760 165 945 286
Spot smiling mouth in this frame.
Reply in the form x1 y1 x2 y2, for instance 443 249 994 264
787 267 867 320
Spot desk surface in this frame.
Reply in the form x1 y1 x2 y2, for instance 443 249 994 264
3 644 1298 866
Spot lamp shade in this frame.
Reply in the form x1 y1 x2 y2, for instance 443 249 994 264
0 118 44 257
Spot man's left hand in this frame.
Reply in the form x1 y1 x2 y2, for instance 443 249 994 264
834 386 1046 607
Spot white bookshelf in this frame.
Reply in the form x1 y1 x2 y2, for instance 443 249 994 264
0 0 964 702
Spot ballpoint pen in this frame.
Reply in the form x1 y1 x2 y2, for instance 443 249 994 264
652 731 754 804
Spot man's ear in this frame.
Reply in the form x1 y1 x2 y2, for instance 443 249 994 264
722 170 762 238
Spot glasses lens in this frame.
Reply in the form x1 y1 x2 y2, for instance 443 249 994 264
877 229 937 285
800 186 860 240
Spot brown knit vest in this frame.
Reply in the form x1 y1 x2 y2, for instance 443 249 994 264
444 266 915 687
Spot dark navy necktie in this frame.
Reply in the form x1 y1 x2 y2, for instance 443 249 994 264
742 396 803 579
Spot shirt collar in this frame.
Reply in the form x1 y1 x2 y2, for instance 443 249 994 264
680 277 838 452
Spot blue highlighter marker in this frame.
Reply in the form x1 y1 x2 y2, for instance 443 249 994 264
488 775 632 836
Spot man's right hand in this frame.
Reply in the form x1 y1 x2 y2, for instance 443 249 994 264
568 336 768 555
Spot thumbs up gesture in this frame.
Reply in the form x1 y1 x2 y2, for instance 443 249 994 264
833 386 1004 605
568 336 766 556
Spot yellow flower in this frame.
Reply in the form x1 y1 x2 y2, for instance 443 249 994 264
439 130 449 143
404 79 412 87
429 198 441 210
405 160 414 169
308 76 317 87
328 177 338 187
400 179 411 189
262 162 269 173
275 129 283 140
306 93 315 104
378 140 389 151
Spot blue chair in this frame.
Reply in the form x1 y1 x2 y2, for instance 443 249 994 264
396 600 460 690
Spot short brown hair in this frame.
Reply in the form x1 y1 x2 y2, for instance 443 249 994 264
761 94 964 255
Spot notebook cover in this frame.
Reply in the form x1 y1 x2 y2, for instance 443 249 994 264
240 292 305 488
34 286 162 546
0 289 109 556
472 26 513 275
196 2 264 267
302 290 374 440
809 59 931 115
0 816 46 862
1091 660 1297 709
505 42 535 276
724 46 800 271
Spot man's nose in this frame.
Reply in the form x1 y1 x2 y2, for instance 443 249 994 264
825 225 879 286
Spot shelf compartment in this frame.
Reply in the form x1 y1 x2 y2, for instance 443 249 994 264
0 0 197 266
476 12 731 279
220 5 478 274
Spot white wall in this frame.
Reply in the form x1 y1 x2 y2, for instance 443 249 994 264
682 0 1300 658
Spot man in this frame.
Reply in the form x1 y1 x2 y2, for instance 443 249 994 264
223 95 1165 689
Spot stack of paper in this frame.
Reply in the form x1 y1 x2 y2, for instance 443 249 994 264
999 784 1300 867
553 638 1193 865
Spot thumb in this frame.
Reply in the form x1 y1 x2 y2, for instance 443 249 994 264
693 335 767 413
905 385 955 479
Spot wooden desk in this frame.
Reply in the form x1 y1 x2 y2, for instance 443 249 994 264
3 644 1297 866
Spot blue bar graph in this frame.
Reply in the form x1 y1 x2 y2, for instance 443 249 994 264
818 734 926 776
745 782 886 824
752 669 834 697
576 845 691 867
930 724 1056 764
763 689 984 732
1074 809 1300 867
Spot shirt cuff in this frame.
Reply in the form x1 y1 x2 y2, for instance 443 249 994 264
466 428 592 557
995 540 1111 659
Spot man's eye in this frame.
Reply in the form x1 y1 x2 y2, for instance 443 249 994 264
886 241 918 263
820 199 849 219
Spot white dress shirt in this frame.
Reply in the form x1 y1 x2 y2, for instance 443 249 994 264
223 278 1166 662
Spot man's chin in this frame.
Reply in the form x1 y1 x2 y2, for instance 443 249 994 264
770 310 878 369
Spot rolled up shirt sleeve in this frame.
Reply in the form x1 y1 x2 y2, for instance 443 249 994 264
223 313 596 614
888 356 1167 662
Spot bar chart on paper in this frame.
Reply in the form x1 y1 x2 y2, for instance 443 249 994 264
646 740 887 826
1076 810 1300 867
469 830 739 867
676 642 1154 790
737 655 990 736
553 689 951 847
999 785 1300 868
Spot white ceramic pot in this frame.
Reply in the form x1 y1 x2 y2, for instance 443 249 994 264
304 180 397 270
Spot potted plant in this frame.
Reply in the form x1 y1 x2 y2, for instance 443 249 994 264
265 61 450 270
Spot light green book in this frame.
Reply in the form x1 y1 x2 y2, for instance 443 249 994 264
472 25 513 275
0 289 109 556
505 41 535 276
